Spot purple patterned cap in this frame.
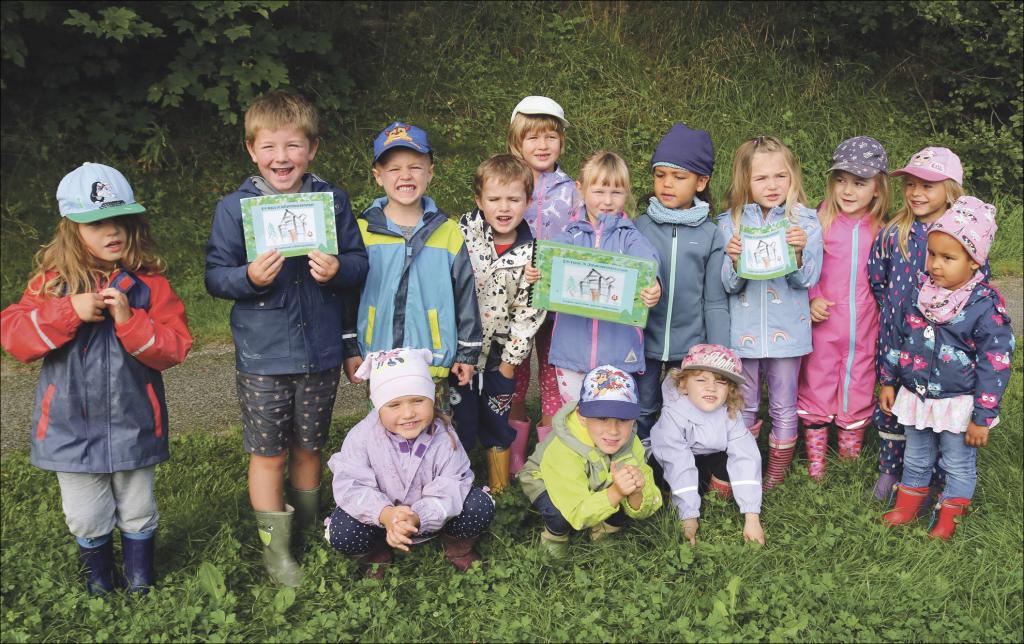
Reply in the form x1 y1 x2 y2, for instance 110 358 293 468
929 196 997 265
578 365 640 420
890 147 963 184
827 136 888 178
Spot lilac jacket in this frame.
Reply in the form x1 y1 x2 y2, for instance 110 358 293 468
328 413 474 535
524 165 582 241
650 379 763 519
548 213 661 373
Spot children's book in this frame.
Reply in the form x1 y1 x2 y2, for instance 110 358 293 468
529 240 657 327
241 192 338 261
737 219 798 280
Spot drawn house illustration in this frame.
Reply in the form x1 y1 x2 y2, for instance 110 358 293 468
276 208 310 243
580 268 615 302
754 238 781 269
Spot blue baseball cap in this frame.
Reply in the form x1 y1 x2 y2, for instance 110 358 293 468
373 121 432 163
56 162 146 223
578 365 641 420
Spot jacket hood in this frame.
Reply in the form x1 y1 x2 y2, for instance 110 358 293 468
237 172 324 197
563 212 636 237
552 403 636 461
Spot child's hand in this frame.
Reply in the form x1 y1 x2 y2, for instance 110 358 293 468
380 506 420 552
99 288 132 324
70 293 106 323
610 461 640 497
786 226 807 253
524 265 542 285
965 421 989 447
344 356 364 384
743 513 765 545
498 361 516 380
726 233 742 267
878 385 895 415
681 518 699 546
247 249 284 287
640 280 662 308
451 362 475 386
308 250 339 284
809 297 834 323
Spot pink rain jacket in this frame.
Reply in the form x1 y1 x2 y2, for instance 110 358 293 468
797 211 880 429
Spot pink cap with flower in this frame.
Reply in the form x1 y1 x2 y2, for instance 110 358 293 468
681 344 745 385
929 196 997 265
355 348 436 409
890 146 963 184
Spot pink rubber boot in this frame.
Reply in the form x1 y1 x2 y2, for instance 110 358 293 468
804 425 829 482
507 420 531 476
837 428 865 460
536 425 553 444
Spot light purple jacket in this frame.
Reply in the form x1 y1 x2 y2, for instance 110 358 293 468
328 413 474 535
524 165 582 241
650 379 762 520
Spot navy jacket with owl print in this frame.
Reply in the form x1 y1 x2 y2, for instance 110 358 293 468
879 275 1014 428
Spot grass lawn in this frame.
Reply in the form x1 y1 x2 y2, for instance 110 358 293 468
1 351 1020 641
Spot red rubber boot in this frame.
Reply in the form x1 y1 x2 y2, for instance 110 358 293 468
881 485 930 527
708 475 733 500
927 497 971 541
763 434 797 490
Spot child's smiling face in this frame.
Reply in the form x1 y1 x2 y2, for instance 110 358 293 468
519 127 561 175
831 171 878 216
579 179 628 224
580 414 634 455
246 126 318 194
749 151 791 213
681 369 730 413
476 177 530 245
372 149 434 209
903 176 949 223
378 395 434 440
926 231 979 290
653 166 709 210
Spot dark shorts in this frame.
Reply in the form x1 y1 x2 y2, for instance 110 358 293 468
236 368 341 455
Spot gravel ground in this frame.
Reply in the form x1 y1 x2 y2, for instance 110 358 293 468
2 277 1020 454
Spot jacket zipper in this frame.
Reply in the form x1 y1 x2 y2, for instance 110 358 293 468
661 226 678 361
590 220 604 369
842 222 859 413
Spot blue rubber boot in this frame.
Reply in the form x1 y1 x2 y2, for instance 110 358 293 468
122 532 156 594
77 534 116 596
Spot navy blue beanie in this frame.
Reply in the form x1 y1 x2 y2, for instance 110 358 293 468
650 123 715 176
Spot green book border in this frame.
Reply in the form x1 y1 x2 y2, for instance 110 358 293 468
736 220 798 280
240 192 338 262
529 240 657 328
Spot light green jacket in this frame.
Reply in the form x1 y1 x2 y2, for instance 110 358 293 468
518 403 662 530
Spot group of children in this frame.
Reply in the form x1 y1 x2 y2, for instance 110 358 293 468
1 90 1014 594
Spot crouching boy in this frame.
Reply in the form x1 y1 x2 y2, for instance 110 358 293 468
518 366 662 556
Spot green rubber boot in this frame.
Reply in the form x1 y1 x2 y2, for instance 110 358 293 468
539 528 569 560
286 482 322 533
255 505 303 587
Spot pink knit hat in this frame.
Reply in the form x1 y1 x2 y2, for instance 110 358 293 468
680 343 745 385
890 146 963 184
355 348 436 408
929 196 998 265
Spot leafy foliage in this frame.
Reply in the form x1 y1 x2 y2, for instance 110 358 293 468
782 0 1023 195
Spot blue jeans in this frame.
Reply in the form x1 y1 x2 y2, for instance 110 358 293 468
532 491 627 536
900 425 976 500
635 357 670 441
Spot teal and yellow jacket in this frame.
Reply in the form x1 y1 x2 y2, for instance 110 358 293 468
518 402 662 530
343 197 482 377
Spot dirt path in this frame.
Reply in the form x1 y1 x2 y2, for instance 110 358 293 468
3 278 1021 453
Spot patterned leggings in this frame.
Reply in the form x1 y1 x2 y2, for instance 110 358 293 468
513 320 561 417
325 487 495 555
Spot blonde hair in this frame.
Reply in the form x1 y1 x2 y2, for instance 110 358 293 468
668 368 744 420
244 90 319 143
881 177 964 260
507 113 566 162
722 136 807 226
30 216 164 297
578 150 633 215
473 154 534 198
819 171 891 240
